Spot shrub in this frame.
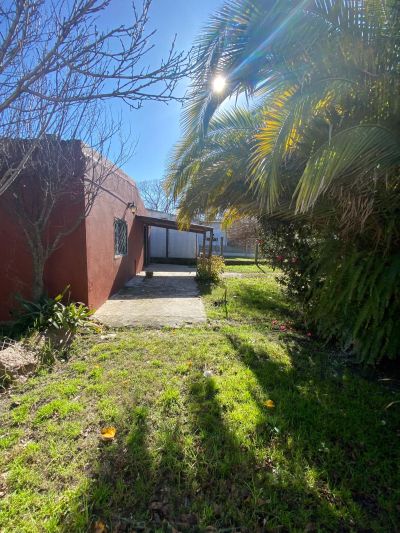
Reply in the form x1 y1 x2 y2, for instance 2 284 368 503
258 217 319 302
259 217 400 364
196 255 225 283
309 244 400 364
14 286 94 335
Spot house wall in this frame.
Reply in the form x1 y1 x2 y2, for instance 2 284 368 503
84 166 147 310
149 226 167 257
44 197 88 305
0 172 88 321
168 229 198 258
0 199 36 321
0 140 147 321
146 210 199 260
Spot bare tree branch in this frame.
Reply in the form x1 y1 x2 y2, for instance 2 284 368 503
0 0 194 195
137 178 176 213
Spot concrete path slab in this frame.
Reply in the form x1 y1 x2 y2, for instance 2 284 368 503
94 264 206 327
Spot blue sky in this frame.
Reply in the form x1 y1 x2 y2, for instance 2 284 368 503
106 0 222 182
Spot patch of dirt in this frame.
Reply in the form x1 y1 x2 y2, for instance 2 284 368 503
0 339 37 382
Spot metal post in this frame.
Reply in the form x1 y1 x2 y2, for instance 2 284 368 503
220 236 224 257
255 242 259 264
202 232 206 257
208 230 213 258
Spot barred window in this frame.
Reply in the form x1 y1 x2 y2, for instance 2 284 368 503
114 219 127 256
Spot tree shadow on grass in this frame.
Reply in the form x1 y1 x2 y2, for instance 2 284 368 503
83 409 155 531
199 277 292 323
61 331 399 532
184 371 349 532
232 282 291 317
224 331 400 532
72 403 200 532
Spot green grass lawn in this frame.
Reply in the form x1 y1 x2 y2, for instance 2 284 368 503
224 262 274 273
224 256 256 262
0 275 399 532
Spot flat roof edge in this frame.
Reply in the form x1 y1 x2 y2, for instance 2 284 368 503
137 215 213 233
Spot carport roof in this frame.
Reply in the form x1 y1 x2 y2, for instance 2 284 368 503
136 215 213 234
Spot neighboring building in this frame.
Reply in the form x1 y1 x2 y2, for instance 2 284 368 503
0 139 147 321
148 211 255 260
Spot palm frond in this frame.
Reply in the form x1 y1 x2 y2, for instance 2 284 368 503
295 124 400 212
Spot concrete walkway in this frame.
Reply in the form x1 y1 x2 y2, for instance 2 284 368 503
94 264 206 327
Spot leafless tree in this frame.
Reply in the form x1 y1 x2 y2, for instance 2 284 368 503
0 100 133 300
226 218 259 251
0 0 193 195
137 179 176 213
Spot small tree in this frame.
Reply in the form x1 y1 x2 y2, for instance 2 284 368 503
226 218 258 254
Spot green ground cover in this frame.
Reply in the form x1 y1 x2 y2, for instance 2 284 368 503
0 275 399 532
223 262 273 273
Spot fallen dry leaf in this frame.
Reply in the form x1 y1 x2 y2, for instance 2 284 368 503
264 399 275 409
93 519 107 532
100 426 116 441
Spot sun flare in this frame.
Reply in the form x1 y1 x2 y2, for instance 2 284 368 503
212 75 226 94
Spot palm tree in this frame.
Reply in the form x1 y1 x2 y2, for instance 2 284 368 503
167 0 400 362
170 0 399 226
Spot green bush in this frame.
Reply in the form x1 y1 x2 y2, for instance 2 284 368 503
259 218 400 364
14 286 94 335
196 255 225 283
310 245 400 364
258 217 319 302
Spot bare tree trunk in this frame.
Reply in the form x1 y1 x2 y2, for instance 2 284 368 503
31 256 45 301
27 231 46 301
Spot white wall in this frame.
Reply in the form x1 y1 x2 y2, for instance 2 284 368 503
169 229 197 258
149 226 166 257
147 213 255 259
150 227 198 259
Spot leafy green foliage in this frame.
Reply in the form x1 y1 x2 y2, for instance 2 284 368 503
258 218 319 302
259 219 400 363
14 286 94 335
310 245 400 363
166 0 400 363
196 255 225 283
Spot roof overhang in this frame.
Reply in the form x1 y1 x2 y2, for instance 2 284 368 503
136 215 213 234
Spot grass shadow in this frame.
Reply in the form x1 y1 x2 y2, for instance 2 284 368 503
184 369 347 531
224 331 400 531
3 323 399 532
75 408 154 531
73 400 199 531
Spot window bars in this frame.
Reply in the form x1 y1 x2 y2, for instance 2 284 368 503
114 219 128 256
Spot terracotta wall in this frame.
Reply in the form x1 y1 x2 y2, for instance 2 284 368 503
44 198 88 305
0 140 147 320
84 166 147 310
0 176 87 321
0 200 35 321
